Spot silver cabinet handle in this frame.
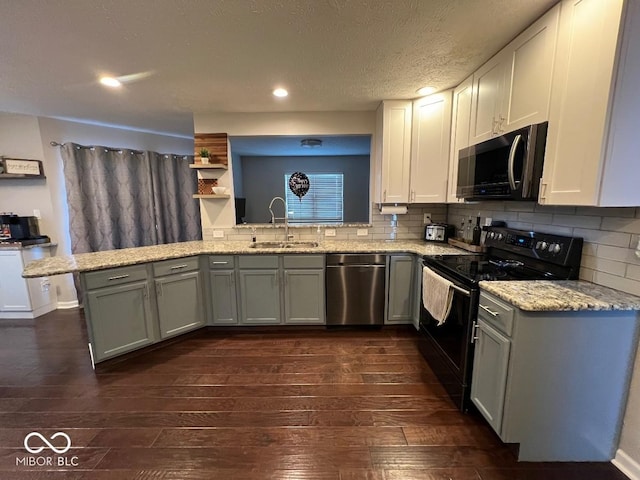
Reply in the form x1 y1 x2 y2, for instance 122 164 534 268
471 321 479 344
479 304 499 317
212 261 228 265
170 264 188 270
507 134 522 191
108 274 129 281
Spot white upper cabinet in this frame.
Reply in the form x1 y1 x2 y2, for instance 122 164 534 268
447 75 473 203
374 100 413 204
469 4 560 145
540 0 640 206
409 91 453 203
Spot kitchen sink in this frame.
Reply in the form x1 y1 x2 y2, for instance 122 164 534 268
248 241 319 249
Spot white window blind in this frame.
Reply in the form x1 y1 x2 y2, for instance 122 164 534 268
284 173 344 223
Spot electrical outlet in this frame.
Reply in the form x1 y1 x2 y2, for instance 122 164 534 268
325 229 336 237
212 230 224 238
423 213 432 225
356 229 368 236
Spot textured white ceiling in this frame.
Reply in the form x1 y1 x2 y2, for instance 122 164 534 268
0 0 557 137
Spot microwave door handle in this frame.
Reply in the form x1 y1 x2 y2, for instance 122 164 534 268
507 134 522 191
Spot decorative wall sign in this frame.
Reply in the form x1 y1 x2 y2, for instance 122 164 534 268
288 172 310 201
0 158 45 178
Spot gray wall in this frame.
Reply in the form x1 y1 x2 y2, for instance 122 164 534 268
238 155 369 223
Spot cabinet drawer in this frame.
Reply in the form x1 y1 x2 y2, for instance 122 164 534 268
478 292 514 336
84 264 148 290
209 255 235 269
238 255 278 269
283 255 324 269
153 256 199 277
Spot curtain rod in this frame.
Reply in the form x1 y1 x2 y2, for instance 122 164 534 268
50 141 144 155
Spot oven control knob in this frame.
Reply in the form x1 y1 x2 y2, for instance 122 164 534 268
535 241 542 250
551 243 562 253
488 232 494 239
540 241 548 250
497 233 503 240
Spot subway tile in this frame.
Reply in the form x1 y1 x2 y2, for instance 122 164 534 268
626 265 640 282
598 245 640 265
504 222 533 231
576 206 636 217
517 212 553 224
504 202 536 212
631 235 640 249
592 272 640 296
552 214 602 229
579 267 595 282
534 204 576 215
582 242 597 257
581 255 627 277
601 217 640 234
572 228 631 248
532 224 574 236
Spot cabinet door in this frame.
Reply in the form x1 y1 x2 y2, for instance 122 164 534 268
409 91 453 203
447 76 473 203
0 250 30 311
155 271 205 339
469 53 508 144
238 269 281 325
471 320 511 436
377 100 412 203
85 281 156 362
283 269 325 325
386 255 415 325
503 4 559 133
210 269 238 325
540 0 625 206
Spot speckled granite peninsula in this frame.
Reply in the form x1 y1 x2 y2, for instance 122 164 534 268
480 280 640 312
22 239 467 278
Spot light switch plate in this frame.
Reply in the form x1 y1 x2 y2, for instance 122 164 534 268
325 229 336 237
212 230 224 238
357 229 368 236
423 213 432 225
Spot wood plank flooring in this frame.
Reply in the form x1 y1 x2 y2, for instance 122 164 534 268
0 309 628 479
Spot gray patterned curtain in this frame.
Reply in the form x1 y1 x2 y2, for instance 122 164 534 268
61 143 201 254
148 151 201 244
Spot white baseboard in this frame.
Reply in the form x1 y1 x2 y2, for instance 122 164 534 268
57 300 79 309
613 449 640 480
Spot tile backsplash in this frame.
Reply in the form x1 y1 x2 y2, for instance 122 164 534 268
448 202 640 296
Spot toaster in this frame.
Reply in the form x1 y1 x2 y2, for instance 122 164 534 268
424 223 455 242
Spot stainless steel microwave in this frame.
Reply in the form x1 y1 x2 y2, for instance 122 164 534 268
456 122 548 201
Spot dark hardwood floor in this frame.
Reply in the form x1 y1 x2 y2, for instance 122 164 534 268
0 309 628 479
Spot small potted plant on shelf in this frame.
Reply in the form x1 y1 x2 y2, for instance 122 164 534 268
199 148 210 165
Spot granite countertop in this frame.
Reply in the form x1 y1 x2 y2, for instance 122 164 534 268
480 280 640 312
0 242 57 251
22 239 467 278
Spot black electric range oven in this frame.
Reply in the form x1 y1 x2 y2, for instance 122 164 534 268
418 227 583 412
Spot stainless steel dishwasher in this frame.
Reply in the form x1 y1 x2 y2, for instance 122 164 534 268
326 254 386 326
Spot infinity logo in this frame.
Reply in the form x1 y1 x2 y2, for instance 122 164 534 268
24 432 72 454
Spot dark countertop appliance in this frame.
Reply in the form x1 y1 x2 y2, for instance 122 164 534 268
0 214 50 246
424 223 455 242
418 226 583 411
457 122 548 201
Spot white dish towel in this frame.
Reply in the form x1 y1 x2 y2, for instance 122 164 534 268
422 266 455 326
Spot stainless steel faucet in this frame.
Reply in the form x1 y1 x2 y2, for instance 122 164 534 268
268 196 293 243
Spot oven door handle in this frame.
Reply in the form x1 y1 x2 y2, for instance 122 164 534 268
471 321 479 344
451 284 471 297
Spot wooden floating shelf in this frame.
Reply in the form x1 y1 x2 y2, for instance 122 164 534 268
193 194 231 199
189 163 228 170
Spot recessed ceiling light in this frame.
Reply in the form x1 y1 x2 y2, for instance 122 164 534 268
300 138 322 148
416 86 436 96
100 76 122 88
273 88 288 97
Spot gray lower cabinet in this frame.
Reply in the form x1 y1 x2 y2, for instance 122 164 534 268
83 265 157 363
238 255 281 325
283 255 325 325
472 289 640 461
209 255 238 325
153 257 205 339
386 255 415 325
470 318 511 434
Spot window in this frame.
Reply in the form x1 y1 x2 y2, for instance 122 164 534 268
284 173 343 223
